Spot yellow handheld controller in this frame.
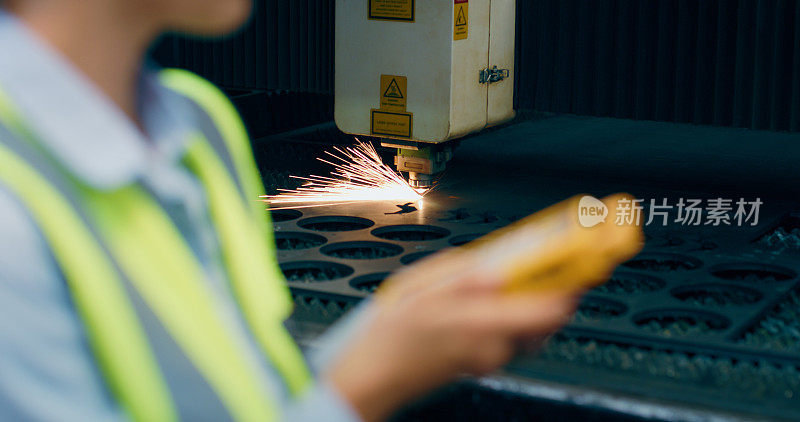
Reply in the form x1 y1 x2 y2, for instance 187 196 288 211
382 194 644 296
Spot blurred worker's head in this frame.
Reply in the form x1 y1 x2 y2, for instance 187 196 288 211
143 0 252 35
4 0 252 36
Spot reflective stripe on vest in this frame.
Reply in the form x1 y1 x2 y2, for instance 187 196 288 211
160 69 311 395
0 94 179 422
0 70 311 421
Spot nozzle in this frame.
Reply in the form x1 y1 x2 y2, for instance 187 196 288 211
408 172 434 188
381 140 453 189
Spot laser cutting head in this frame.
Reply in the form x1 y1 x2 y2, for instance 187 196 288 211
381 140 453 189
408 172 434 189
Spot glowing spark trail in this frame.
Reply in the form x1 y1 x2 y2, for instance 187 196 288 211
261 140 426 209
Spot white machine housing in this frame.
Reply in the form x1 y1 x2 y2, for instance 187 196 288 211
335 0 516 143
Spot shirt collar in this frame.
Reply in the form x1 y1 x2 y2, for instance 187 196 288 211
0 11 195 190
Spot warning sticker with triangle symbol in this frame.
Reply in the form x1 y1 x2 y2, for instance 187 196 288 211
454 1 468 40
374 74 412 138
455 8 467 26
383 79 404 99
379 74 407 111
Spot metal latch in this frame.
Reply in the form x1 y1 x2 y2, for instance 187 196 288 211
479 66 510 84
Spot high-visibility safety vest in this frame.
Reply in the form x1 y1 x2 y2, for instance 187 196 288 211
0 69 311 422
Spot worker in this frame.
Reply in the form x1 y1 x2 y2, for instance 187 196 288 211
0 1 581 421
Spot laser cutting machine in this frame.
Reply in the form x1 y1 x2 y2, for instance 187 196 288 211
334 0 516 188
156 0 800 419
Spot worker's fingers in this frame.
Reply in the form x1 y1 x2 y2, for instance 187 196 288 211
386 266 504 304
377 250 481 298
494 293 580 336
466 337 516 375
447 271 506 293
516 334 554 354
454 291 580 337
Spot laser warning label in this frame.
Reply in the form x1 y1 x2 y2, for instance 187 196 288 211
368 0 415 22
371 109 412 138
380 75 407 111
454 0 468 40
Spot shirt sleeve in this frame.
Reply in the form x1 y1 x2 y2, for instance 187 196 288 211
279 302 377 422
0 185 125 422
307 301 377 373
282 379 363 422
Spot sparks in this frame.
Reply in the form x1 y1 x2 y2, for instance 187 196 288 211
261 140 427 209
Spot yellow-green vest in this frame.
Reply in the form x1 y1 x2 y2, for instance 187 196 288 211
0 68 311 422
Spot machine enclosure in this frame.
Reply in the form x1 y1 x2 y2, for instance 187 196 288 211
334 0 516 143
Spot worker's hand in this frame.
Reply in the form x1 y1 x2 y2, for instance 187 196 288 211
323 256 580 422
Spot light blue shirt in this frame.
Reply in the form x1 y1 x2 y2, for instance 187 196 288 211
0 12 362 422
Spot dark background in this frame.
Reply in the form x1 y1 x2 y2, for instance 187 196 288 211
148 4 800 419
151 0 800 134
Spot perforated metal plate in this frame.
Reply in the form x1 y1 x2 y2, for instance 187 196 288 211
274 199 800 368
260 117 800 419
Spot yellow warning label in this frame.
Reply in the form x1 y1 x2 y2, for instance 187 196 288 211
454 1 468 40
368 0 415 22
380 75 407 111
371 109 413 138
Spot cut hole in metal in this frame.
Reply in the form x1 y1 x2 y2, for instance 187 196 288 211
737 289 800 352
280 261 354 282
440 208 471 222
757 214 800 251
634 309 730 336
672 283 763 307
274 232 327 250
573 297 628 322
297 216 375 232
710 263 795 283
292 293 355 319
321 241 403 260
469 212 499 224
656 235 685 247
400 250 438 265
697 240 718 251
593 272 665 294
622 253 702 272
372 224 450 241
269 209 302 222
449 233 485 247
350 272 392 293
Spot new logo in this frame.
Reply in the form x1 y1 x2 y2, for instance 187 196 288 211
578 196 607 227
